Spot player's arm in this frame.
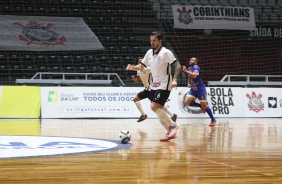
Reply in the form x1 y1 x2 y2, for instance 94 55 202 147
170 60 181 88
187 78 191 88
126 63 144 71
172 60 182 81
182 66 198 79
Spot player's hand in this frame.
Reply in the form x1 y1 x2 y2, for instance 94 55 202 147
172 80 177 89
131 75 139 83
182 66 187 72
126 64 133 70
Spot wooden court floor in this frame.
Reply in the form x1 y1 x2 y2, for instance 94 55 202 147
1 118 282 184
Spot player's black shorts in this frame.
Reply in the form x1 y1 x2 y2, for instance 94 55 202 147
150 89 171 106
137 89 151 100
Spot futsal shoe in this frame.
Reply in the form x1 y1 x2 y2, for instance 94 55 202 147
209 120 216 126
137 114 148 122
160 134 177 142
167 125 179 139
171 113 178 122
160 136 170 142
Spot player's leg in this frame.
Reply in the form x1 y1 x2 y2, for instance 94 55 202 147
134 90 148 122
183 90 205 116
198 90 216 126
151 90 178 140
184 90 198 108
189 101 201 108
163 106 178 122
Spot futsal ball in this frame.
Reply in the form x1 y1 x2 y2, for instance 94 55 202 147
119 130 131 144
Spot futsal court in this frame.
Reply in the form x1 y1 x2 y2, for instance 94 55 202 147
1 117 282 184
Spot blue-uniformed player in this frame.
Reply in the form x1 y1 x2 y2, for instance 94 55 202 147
182 57 216 126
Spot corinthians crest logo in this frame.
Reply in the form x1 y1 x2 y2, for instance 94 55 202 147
13 20 66 46
246 92 264 113
177 7 193 25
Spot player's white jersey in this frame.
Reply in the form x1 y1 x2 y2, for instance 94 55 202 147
137 67 152 90
141 46 176 90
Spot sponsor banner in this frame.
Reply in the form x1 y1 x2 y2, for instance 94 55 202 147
172 5 256 30
41 87 153 118
249 27 282 38
0 86 40 118
0 119 40 135
40 87 282 118
0 15 104 51
170 87 282 118
0 136 131 159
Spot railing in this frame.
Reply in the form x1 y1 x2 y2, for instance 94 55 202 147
208 75 282 87
16 72 125 87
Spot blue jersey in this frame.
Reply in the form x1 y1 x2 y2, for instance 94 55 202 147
187 65 206 92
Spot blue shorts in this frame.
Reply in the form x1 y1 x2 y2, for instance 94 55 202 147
187 89 207 101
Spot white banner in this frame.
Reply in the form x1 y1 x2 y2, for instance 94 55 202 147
41 87 151 118
172 5 256 30
40 87 282 118
0 15 104 51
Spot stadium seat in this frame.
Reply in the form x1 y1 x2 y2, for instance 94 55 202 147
22 54 35 65
124 56 134 64
169 0 180 4
229 0 239 6
262 6 273 14
255 7 263 14
209 0 219 6
120 46 129 55
257 0 268 7
0 65 8 78
108 46 119 55
255 14 261 22
239 0 249 6
73 55 82 65
269 14 280 24
248 0 257 7
218 0 230 6
70 0 82 6
190 0 200 5
111 56 122 65
48 7 57 14
268 0 277 7
158 0 170 5
35 7 46 15
115 36 127 46
0 53 8 65
26 6 35 14
261 14 269 23
98 55 109 63
84 55 94 62
9 54 21 65
199 0 209 6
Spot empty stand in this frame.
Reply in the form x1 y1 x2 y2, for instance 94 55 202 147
0 0 281 87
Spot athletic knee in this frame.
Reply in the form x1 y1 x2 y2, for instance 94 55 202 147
151 103 161 112
184 101 191 106
200 103 208 111
133 96 140 102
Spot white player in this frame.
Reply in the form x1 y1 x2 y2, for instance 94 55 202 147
127 58 178 123
126 31 182 141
